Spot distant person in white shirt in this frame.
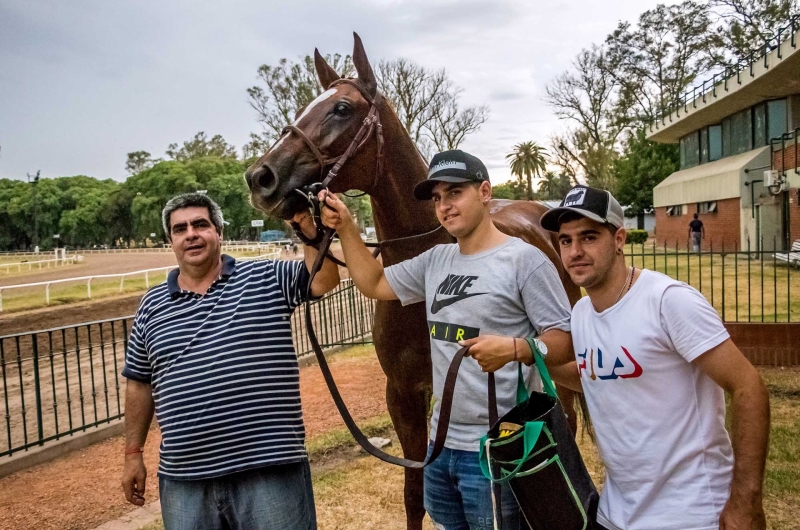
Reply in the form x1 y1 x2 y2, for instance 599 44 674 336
540 185 770 530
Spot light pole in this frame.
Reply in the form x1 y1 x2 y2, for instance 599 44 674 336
27 170 40 250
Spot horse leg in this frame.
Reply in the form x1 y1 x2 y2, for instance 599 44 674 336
386 378 430 530
373 301 432 530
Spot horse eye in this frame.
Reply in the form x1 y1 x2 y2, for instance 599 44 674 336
333 103 351 116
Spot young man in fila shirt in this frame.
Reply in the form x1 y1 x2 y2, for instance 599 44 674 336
320 150 576 529
541 185 770 530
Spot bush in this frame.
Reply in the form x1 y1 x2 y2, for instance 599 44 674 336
626 230 648 245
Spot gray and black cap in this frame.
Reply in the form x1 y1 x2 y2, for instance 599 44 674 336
540 185 624 232
413 150 490 200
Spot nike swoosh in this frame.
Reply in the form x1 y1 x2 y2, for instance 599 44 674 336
430 292 487 314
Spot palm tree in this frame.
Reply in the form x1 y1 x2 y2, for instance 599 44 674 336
537 171 560 200
506 141 548 200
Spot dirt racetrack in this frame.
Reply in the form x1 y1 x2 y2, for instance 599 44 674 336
0 294 144 335
0 253 177 288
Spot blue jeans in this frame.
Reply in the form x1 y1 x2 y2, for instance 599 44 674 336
424 443 521 530
159 461 316 530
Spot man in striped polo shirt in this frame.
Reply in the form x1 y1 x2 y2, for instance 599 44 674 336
120 193 339 530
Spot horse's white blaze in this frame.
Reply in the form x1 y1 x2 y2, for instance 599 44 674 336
271 133 288 151
293 88 337 125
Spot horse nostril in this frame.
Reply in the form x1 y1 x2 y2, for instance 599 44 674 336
256 165 277 192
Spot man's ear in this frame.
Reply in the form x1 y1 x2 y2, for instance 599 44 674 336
615 227 627 249
480 181 492 202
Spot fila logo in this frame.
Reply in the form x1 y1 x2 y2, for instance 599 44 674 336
577 346 643 381
563 188 587 207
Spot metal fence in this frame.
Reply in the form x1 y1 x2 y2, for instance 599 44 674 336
0 278 375 458
625 240 800 323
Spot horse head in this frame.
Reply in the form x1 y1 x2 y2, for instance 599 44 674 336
245 33 383 219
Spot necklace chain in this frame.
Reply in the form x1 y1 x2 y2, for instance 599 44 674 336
614 266 635 305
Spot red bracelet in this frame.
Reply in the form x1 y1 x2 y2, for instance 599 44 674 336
125 447 144 455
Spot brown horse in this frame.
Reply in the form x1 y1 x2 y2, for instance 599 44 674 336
245 33 582 530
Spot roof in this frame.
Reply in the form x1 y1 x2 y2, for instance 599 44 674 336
653 146 769 207
647 25 800 144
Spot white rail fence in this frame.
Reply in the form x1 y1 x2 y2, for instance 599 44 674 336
0 243 287 257
0 250 282 312
1 255 82 274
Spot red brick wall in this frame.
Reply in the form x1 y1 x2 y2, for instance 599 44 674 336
655 197 741 250
725 323 800 366
789 187 800 243
772 146 798 173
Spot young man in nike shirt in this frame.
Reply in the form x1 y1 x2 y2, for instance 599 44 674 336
320 150 575 529
541 186 770 530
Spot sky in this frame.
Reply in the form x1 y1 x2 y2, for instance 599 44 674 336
0 0 674 185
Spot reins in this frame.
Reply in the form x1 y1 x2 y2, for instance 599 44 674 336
285 79 477 468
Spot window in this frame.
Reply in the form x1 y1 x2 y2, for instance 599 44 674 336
698 201 718 214
666 205 684 216
730 108 752 155
753 103 767 147
722 117 731 157
767 99 788 142
680 132 700 169
700 127 709 164
708 125 722 161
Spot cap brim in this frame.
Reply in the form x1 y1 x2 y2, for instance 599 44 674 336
540 206 609 232
413 176 474 200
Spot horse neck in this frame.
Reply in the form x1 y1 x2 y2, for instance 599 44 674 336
368 106 439 243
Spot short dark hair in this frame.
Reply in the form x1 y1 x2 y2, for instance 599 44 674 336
555 211 617 236
693 213 699 219
162 193 224 241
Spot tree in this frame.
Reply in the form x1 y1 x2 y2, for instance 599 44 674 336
545 47 625 191
166 132 238 162
340 193 373 231
709 0 799 67
537 171 573 200
248 55 489 160
506 141 548 201
247 54 355 142
614 128 679 215
125 151 156 175
491 181 527 200
605 1 716 125
242 132 271 160
378 59 488 157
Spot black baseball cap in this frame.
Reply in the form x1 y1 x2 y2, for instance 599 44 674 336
413 150 490 200
540 185 625 232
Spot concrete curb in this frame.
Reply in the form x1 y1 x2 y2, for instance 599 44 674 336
0 420 125 479
93 502 161 530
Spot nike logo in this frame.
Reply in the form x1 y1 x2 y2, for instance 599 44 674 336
431 292 486 314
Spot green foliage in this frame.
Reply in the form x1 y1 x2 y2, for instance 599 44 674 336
166 132 238 161
614 128 679 214
491 181 527 200
625 230 649 245
125 151 156 175
506 141 548 200
339 193 373 231
537 171 573 201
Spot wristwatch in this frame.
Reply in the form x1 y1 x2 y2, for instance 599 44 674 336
531 337 548 358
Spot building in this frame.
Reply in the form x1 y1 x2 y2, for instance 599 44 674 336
647 18 800 251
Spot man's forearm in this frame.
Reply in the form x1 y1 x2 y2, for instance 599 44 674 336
728 370 770 503
336 221 387 298
124 380 155 450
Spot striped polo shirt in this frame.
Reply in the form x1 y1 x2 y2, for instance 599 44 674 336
122 254 310 480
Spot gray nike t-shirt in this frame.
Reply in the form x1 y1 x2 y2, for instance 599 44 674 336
384 237 571 451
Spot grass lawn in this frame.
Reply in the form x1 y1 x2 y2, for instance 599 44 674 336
137 362 799 530
624 243 800 322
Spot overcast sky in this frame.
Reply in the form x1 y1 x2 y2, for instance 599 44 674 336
0 0 674 185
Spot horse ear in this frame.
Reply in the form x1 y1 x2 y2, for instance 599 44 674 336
314 49 340 90
352 32 377 97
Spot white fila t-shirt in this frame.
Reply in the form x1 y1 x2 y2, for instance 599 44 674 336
571 269 734 530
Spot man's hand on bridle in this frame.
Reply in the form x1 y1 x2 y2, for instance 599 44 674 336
288 209 318 241
319 191 355 233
